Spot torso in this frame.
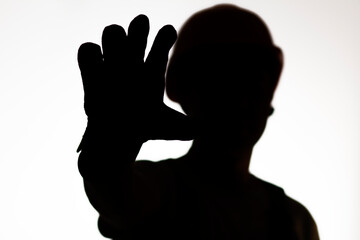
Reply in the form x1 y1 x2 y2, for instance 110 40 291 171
129 157 297 239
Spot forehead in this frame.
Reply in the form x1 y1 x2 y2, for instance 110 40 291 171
176 45 279 98
183 44 279 77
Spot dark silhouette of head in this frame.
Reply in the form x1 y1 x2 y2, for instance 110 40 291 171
166 4 283 149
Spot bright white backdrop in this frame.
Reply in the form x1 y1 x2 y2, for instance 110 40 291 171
0 0 359 239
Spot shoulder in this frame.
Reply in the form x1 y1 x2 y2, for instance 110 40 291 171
251 176 320 240
285 196 320 240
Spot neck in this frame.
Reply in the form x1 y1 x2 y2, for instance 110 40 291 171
186 138 253 183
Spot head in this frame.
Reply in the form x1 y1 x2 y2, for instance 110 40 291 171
166 4 283 148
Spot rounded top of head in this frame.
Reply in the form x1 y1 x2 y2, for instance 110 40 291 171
172 4 274 57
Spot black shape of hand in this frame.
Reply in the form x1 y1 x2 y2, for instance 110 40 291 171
77 15 193 152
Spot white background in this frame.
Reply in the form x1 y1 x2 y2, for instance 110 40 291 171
0 0 359 239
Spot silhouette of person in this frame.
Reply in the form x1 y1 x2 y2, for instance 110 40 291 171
77 4 319 239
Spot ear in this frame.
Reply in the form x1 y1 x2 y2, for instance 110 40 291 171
273 47 284 89
269 106 274 116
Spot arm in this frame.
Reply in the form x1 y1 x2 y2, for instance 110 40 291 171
287 197 320 240
76 15 193 238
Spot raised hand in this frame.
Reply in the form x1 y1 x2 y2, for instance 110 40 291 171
77 15 193 152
